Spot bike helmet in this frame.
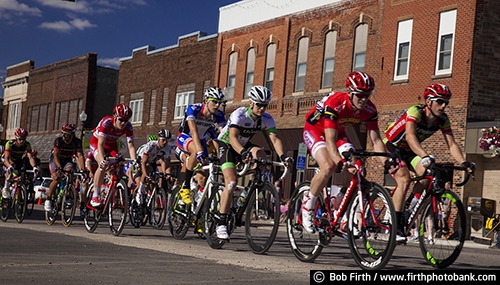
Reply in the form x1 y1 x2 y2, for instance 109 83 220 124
147 135 158 142
248 86 272 104
204 87 225 101
423 83 452 101
346 71 375 94
113 103 132 120
158 129 172 139
61 123 76 134
14 128 28 139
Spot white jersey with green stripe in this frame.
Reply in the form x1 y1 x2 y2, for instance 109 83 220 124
217 106 277 146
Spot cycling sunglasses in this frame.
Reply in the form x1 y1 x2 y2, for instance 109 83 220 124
209 98 223 105
254 102 268 108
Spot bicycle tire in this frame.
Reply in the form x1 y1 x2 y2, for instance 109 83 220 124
203 185 225 249
245 182 280 254
83 183 101 233
108 179 128 236
347 182 396 270
61 184 77 227
168 185 192 240
1 196 11 222
45 199 57 226
26 189 35 216
14 186 27 223
418 190 466 269
286 181 324 262
129 192 144 228
150 187 167 229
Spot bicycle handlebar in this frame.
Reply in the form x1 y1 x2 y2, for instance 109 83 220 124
341 149 398 160
413 163 475 187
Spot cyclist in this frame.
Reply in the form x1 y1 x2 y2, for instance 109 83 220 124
128 129 173 204
300 71 394 234
79 150 98 218
215 85 292 241
384 83 475 241
89 103 137 207
2 128 39 199
45 124 87 212
175 87 226 206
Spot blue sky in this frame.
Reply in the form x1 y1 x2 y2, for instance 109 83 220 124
0 0 236 97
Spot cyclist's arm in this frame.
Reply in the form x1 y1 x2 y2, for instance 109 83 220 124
140 153 148 182
325 127 343 164
27 152 37 169
368 129 389 164
442 132 466 164
126 137 137 161
229 127 245 154
53 148 63 169
76 150 86 172
268 132 285 158
405 121 428 158
3 150 13 168
187 120 203 154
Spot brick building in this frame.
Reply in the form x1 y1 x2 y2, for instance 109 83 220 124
215 0 500 232
117 31 219 176
1 53 118 173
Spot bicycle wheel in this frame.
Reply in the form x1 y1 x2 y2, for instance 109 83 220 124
45 199 57 226
61 184 77 227
0 196 10 222
168 185 192 239
83 183 101 233
150 187 167 229
203 185 225 249
14 186 27 223
347 182 396 270
286 181 324 262
26 189 35 216
129 191 144 228
418 190 466 268
108 179 128 236
245 182 280 254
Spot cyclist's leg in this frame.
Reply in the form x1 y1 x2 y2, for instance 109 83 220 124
45 159 61 212
216 141 237 241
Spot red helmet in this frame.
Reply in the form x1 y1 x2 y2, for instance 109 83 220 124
423 83 452 101
14 128 28 139
346 71 375 94
113 103 132 120
61 123 76 134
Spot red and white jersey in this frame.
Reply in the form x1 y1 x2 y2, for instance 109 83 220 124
304 91 379 138
89 115 134 153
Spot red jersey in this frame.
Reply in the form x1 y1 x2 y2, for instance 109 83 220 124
304 92 379 137
89 115 134 154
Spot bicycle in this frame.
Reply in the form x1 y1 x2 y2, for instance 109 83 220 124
129 171 168 229
203 157 289 254
45 169 84 227
23 169 38 216
82 156 131 236
388 161 471 269
0 168 34 223
286 150 397 270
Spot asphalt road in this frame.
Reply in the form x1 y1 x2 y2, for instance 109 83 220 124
1 204 499 285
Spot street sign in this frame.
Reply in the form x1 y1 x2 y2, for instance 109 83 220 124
297 142 307 170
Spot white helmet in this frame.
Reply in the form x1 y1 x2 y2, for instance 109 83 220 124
204 87 225 100
248 86 272 104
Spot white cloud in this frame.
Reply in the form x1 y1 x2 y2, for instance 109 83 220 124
98 57 120 68
0 0 42 16
39 17 97 32
36 0 93 14
70 18 97 30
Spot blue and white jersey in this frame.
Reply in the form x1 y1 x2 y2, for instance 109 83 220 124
218 106 277 146
177 103 226 139
137 141 172 164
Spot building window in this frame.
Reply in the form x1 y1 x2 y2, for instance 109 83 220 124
295 37 309 92
130 99 144 124
149 90 157 124
226 52 237 101
353 24 368 72
322 31 337 89
244 48 255 99
175 91 195 119
265 43 276 92
435 9 456 75
394 19 413 80
9 102 21 130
